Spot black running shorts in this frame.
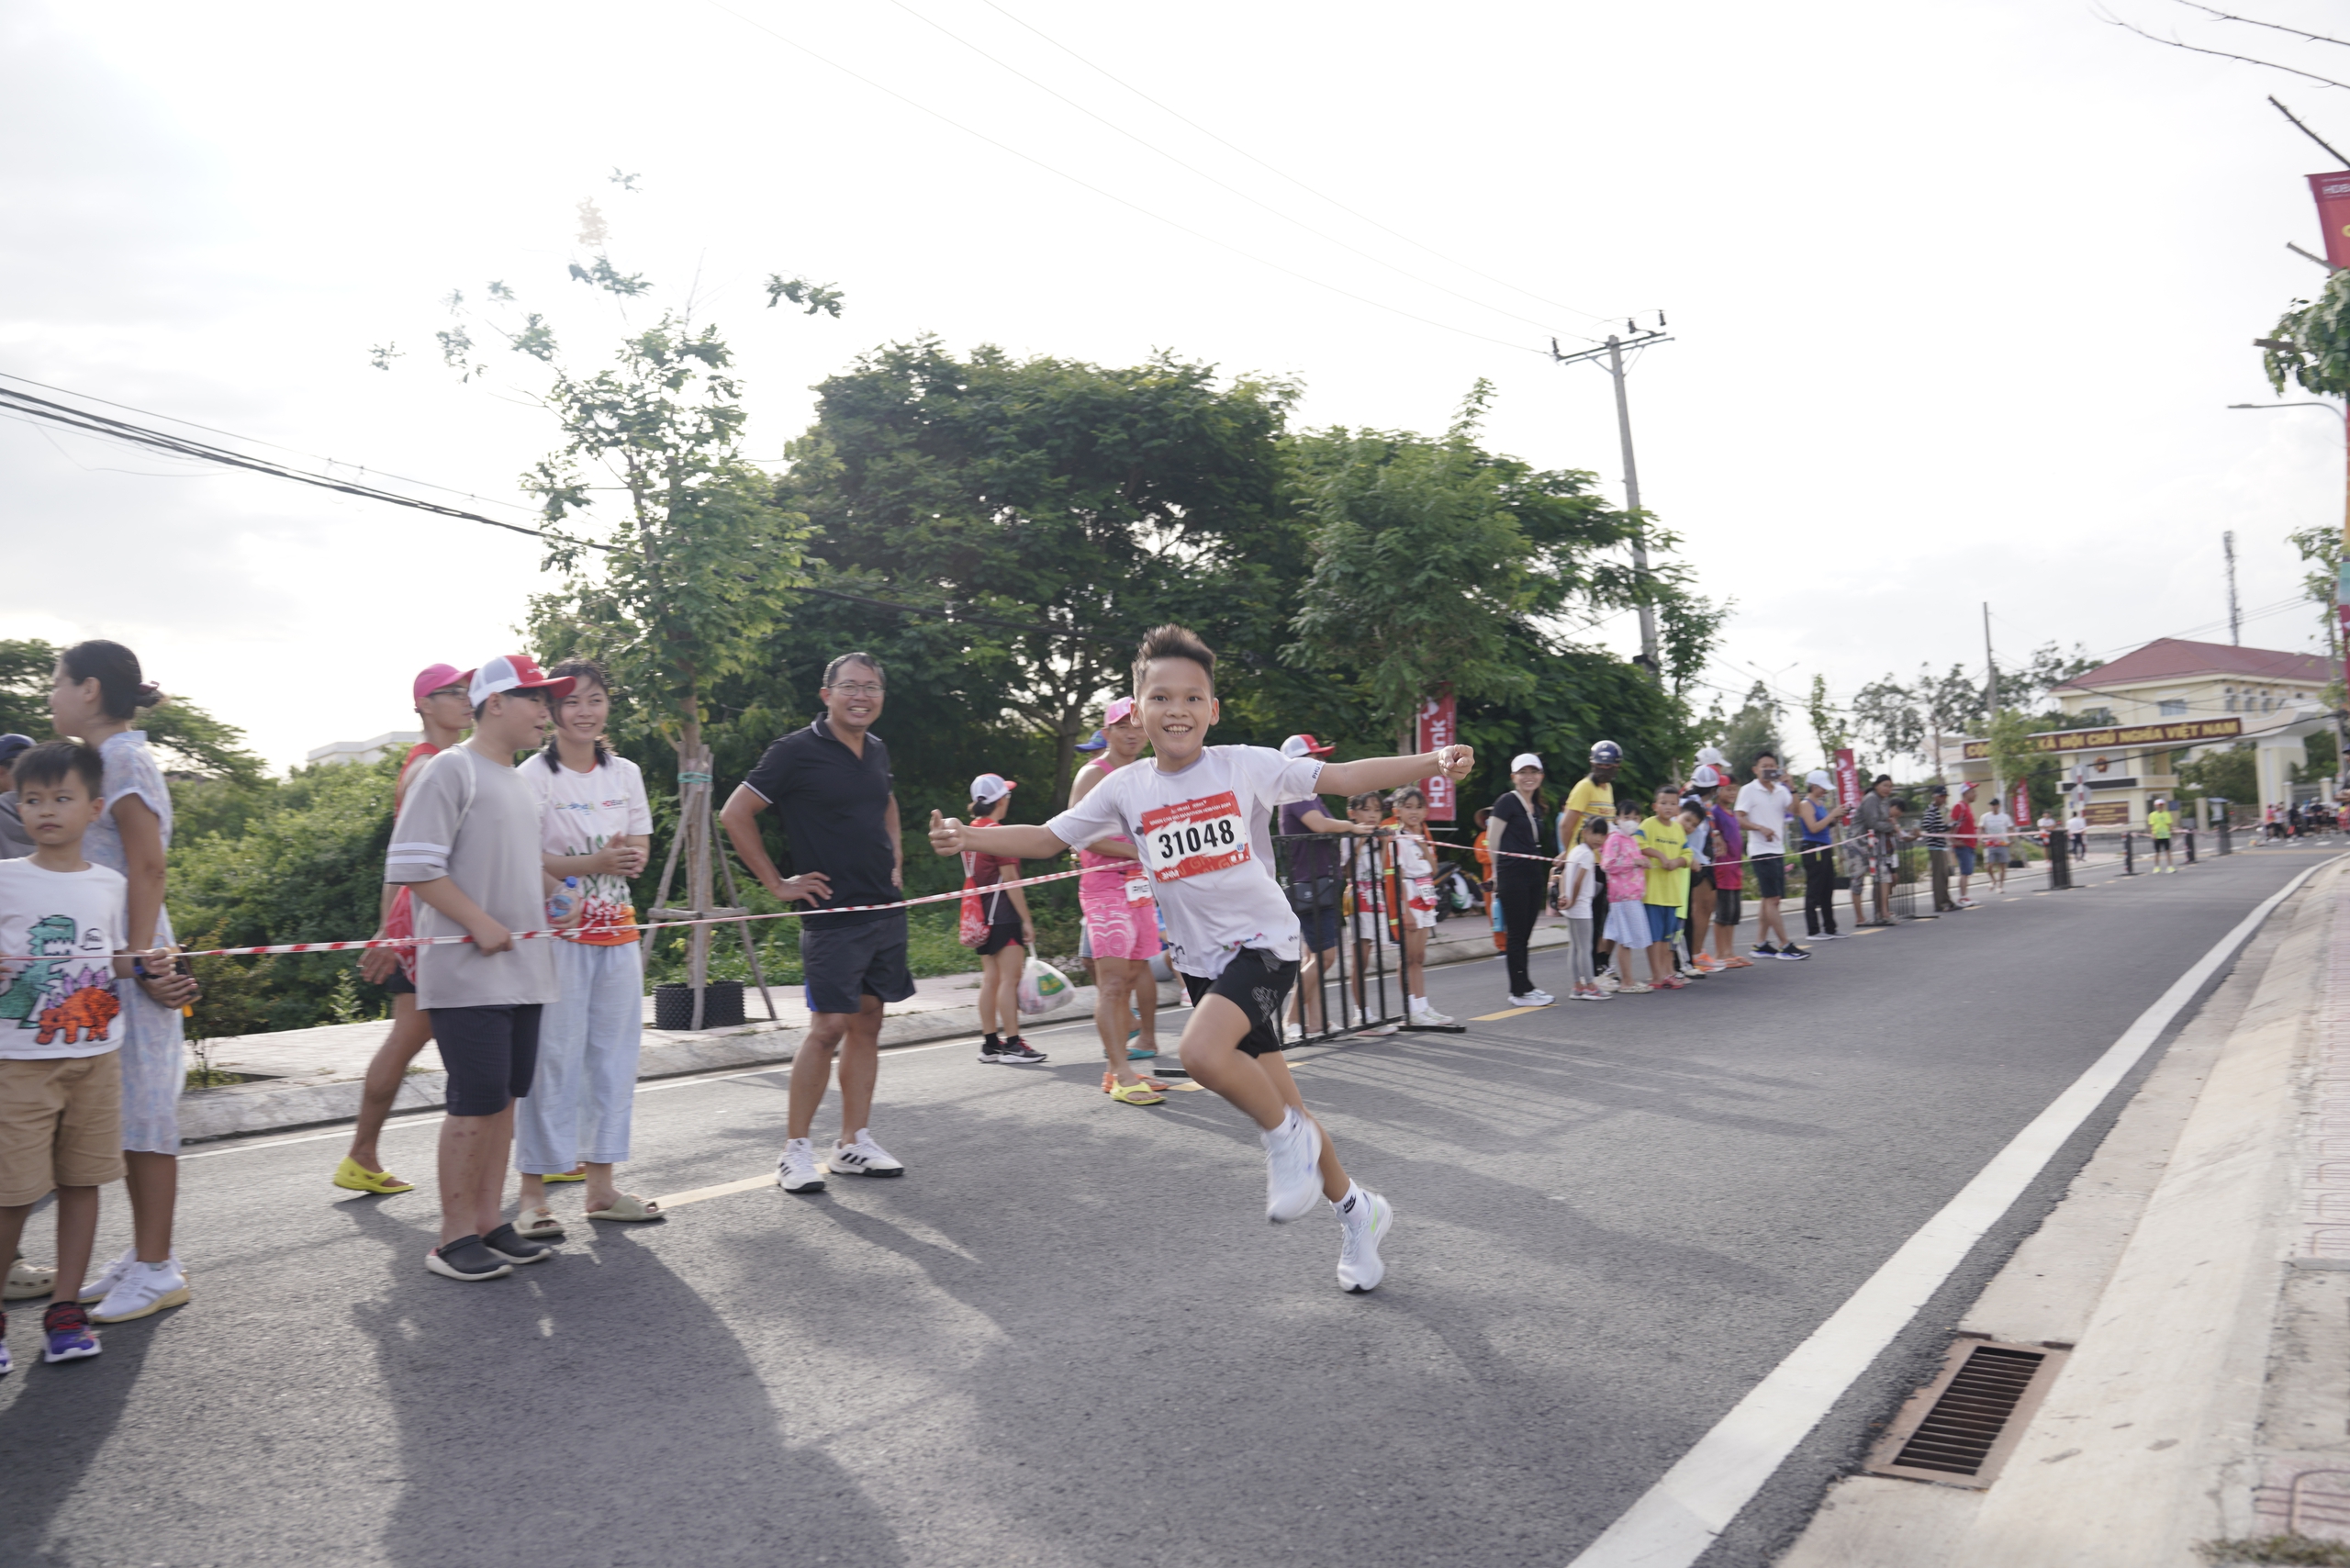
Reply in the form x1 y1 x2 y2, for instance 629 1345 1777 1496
1751 855 1786 900
1712 889 1742 927
430 1003 543 1117
1181 946 1301 1058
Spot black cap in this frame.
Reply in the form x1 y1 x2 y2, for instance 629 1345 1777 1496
0 734 34 767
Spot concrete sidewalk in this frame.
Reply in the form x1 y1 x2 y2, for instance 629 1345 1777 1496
176 918 1563 1142
1778 857 2350 1566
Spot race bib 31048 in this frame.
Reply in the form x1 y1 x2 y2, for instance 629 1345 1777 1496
1138 791 1250 883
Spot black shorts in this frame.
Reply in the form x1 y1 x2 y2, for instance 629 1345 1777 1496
384 968 415 997
1751 856 1786 900
2152 837 2171 850
976 919 1024 957
1713 889 1742 927
1181 947 1300 1058
1693 864 1717 890
430 1003 543 1117
800 912 917 1015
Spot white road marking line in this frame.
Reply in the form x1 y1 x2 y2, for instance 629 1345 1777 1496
1566 854 2344 1568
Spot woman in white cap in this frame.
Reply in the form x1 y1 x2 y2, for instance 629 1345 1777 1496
1489 754 1553 1007
965 773 1045 1065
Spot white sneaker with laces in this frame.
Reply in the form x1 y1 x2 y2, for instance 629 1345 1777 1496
1526 988 1556 1005
831 1128 904 1178
1507 991 1553 1008
1336 1189 1393 1293
1409 1002 1454 1025
78 1247 135 1305
777 1137 826 1193
92 1259 190 1323
1263 1110 1325 1224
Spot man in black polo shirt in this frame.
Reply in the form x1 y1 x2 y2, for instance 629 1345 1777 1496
720 652 912 1194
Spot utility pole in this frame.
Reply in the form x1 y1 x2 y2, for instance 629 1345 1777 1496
1553 317 1671 677
1984 601 2001 808
2224 531 2241 644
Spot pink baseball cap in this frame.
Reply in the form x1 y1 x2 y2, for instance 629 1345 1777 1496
1102 696 1138 728
412 663 470 710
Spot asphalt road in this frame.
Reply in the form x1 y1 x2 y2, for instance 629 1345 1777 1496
1 843 2335 1568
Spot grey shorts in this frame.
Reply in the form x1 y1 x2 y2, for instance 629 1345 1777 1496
800 912 916 1015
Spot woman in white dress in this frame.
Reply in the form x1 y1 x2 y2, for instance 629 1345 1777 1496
50 640 198 1323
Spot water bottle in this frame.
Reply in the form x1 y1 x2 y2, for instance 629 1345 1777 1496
546 876 580 926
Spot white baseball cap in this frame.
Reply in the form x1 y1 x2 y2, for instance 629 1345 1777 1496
1510 753 1543 772
1805 769 1833 790
468 654 574 707
1281 734 1335 759
1696 745 1729 767
968 773 1015 805
1690 764 1724 788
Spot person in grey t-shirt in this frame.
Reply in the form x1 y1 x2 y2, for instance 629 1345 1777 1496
0 734 37 859
385 656 580 1283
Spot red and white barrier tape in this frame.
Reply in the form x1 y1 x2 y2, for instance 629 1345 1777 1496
107 866 1094 961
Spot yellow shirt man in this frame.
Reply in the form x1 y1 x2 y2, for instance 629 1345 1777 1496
2148 807 2174 840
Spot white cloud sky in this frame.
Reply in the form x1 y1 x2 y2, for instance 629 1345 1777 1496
4 0 2344 770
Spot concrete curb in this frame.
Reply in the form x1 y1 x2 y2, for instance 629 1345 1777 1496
1777 857 2344 1566
175 920 1547 1144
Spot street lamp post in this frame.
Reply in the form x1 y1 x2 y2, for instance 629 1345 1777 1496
2229 398 2350 794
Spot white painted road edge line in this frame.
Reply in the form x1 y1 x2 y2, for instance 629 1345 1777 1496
1567 853 2344 1568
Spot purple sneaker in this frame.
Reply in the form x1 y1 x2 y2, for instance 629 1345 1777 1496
41 1301 99 1363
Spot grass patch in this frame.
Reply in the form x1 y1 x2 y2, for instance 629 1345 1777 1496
184 1065 242 1091
2199 1537 2350 1565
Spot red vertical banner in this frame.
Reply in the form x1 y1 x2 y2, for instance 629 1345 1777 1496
2311 172 2350 269
1416 689 1458 821
2012 777 2029 834
1833 747 1862 812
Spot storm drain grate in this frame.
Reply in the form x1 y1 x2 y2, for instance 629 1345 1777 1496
1863 1339 2067 1489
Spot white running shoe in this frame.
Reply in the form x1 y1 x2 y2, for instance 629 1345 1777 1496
1263 1111 1325 1224
831 1129 904 1178
1409 1002 1454 1026
1354 1021 1399 1037
77 1247 136 1305
777 1137 826 1193
1336 1189 1393 1294
1527 988 1556 1005
91 1259 190 1324
1507 991 1553 1008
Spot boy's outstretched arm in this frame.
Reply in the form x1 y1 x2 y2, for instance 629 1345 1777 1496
1317 745 1473 798
930 810 1069 862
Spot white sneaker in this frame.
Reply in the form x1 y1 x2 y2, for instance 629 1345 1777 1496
777 1137 826 1193
1507 991 1553 1008
1526 988 1556 1005
830 1129 904 1178
1409 1002 1454 1026
77 1247 135 1305
1263 1110 1325 1224
1336 1189 1393 1293
91 1259 190 1323
1354 1020 1399 1037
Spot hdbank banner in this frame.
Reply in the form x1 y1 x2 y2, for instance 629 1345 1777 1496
1960 717 2244 760
2311 171 2350 269
1416 689 1457 822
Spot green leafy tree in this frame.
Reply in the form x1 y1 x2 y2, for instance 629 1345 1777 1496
1805 674 1851 773
2179 743 2257 816
1714 681 1787 781
2264 268 2350 400
1852 676 1924 765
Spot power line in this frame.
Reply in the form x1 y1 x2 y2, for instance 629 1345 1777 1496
0 369 543 518
699 0 1549 359
975 0 1625 330
884 0 1596 343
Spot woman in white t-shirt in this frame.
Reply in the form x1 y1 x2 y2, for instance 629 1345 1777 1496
513 659 656 1236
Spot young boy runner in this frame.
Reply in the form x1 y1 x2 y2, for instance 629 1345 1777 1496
385 655 581 1282
929 624 1472 1294
0 743 189 1368
335 662 475 1196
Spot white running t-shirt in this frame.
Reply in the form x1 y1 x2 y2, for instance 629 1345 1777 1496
1735 779 1794 857
1562 843 1601 916
1045 745 1325 978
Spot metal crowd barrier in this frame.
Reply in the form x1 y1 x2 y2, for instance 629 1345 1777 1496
1272 831 1466 1042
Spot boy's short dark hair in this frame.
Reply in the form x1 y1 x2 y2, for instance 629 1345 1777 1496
472 688 551 722
15 740 103 798
1133 624 1216 693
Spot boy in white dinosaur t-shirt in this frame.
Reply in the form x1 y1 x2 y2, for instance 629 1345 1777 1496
929 624 1473 1294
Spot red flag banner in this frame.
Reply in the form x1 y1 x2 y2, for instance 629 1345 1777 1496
1833 747 1862 813
2311 172 2350 270
1416 689 1458 822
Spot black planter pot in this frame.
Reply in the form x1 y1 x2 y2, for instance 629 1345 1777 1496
653 980 744 1031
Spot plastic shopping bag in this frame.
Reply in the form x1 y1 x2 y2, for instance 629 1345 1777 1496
1017 955 1074 1016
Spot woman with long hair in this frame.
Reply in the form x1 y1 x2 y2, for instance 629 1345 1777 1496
511 659 657 1236
50 640 199 1323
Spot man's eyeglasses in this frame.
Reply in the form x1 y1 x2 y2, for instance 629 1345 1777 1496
828 682 885 697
